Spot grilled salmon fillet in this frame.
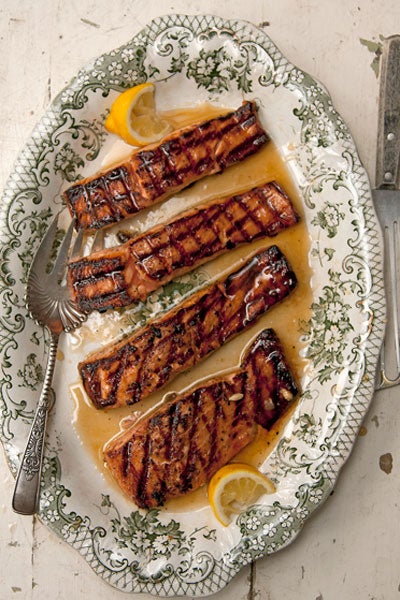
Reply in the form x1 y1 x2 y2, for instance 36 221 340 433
63 101 268 230
79 245 297 409
104 328 298 508
68 181 299 314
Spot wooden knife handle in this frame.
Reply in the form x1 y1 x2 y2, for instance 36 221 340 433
376 35 400 189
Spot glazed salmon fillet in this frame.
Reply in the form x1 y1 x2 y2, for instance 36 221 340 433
68 181 299 314
63 101 268 230
79 245 297 409
104 328 298 508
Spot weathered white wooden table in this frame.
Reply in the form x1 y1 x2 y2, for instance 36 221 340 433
1 1 400 598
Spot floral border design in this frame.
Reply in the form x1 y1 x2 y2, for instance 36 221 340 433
0 14 385 597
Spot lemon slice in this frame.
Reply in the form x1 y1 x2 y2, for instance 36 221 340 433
208 463 276 527
104 82 172 146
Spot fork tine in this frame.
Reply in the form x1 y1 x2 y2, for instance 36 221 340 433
50 217 76 279
28 211 61 275
70 226 85 260
91 228 104 253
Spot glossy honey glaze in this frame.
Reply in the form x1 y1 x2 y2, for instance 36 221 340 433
69 102 313 513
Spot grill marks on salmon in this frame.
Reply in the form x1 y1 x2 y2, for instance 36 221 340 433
63 102 269 230
68 182 299 314
79 245 297 409
103 328 298 508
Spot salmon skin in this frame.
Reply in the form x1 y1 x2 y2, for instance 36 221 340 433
103 328 298 508
79 245 297 409
68 181 299 314
63 101 269 230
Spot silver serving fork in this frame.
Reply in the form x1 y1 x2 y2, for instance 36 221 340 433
12 211 87 515
373 35 400 390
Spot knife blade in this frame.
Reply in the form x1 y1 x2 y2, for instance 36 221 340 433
373 35 400 386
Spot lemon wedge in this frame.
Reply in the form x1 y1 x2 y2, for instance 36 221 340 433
104 82 172 146
208 463 276 527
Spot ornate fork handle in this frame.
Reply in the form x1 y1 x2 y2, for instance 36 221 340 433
12 332 59 515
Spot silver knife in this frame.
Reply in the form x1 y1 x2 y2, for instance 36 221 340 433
373 34 400 388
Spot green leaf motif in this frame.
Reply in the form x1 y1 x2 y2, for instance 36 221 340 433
187 48 238 93
101 493 112 508
111 508 186 559
324 248 335 261
17 353 44 390
297 413 323 447
302 273 354 383
169 52 190 74
311 202 345 238
54 143 84 182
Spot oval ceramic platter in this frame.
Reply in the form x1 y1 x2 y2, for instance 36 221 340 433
0 13 385 598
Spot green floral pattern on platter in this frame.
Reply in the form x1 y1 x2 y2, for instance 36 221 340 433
0 14 385 597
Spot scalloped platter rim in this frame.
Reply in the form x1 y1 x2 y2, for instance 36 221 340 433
0 13 385 598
